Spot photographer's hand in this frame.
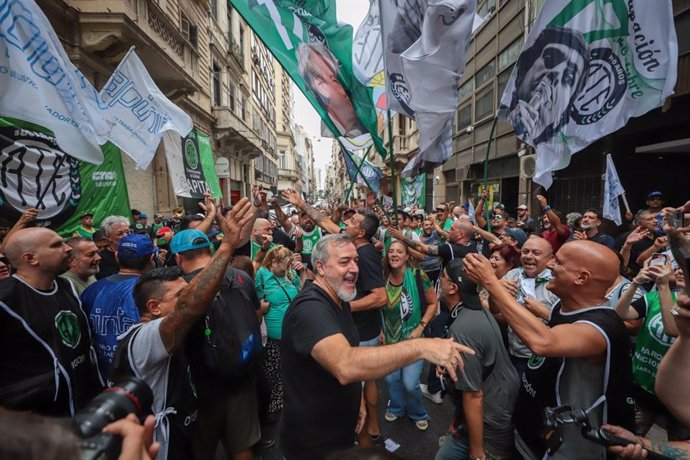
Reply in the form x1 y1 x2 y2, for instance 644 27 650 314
104 414 160 460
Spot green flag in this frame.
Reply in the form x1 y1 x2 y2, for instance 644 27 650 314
232 0 386 157
402 173 426 208
0 117 130 235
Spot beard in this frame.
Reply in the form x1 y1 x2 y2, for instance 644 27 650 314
325 271 358 302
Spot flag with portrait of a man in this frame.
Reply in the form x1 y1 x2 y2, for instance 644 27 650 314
498 0 678 189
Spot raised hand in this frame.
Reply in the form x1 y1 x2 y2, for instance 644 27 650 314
536 194 548 210
281 189 304 208
218 197 253 246
198 192 216 217
463 253 500 287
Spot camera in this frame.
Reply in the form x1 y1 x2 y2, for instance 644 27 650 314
71 377 153 460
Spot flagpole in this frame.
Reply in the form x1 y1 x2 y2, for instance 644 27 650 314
387 110 398 227
344 145 373 203
482 115 499 231
338 141 390 218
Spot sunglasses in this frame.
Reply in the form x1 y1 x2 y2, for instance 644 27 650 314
0 257 9 265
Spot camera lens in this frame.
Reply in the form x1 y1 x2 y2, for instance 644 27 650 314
72 377 153 438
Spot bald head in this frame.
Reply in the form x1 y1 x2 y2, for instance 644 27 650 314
547 240 619 305
252 218 271 245
3 228 72 277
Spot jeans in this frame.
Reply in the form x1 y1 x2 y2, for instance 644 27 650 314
436 432 512 460
426 309 450 394
384 359 429 421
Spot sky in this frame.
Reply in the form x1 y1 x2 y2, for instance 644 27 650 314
292 0 370 187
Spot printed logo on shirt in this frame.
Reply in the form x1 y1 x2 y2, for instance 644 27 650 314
55 310 81 349
648 313 675 346
527 354 545 370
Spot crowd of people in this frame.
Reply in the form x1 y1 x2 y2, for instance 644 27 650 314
1 186 690 460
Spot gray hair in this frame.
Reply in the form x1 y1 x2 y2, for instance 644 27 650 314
566 212 582 228
100 215 129 236
311 233 353 267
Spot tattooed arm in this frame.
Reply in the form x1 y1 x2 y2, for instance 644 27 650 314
386 227 439 256
159 198 254 354
282 189 341 234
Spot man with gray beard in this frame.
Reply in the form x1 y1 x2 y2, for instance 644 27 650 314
279 234 474 460
571 208 616 249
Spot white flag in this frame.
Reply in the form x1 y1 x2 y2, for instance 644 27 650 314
603 153 625 226
0 0 110 164
498 0 678 189
352 0 384 86
380 0 477 177
100 48 193 169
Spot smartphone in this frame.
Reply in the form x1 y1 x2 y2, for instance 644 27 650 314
650 252 668 266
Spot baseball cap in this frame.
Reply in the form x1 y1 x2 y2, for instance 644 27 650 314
118 234 159 259
517 204 528 210
156 226 173 237
444 259 482 310
139 212 148 219
80 211 94 218
647 191 663 199
502 227 528 247
170 229 212 254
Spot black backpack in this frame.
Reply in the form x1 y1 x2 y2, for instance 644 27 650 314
185 268 262 381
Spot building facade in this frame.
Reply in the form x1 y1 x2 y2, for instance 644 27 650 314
39 0 286 214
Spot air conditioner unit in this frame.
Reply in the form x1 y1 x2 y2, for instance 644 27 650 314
519 154 537 179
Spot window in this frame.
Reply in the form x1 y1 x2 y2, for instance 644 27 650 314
475 88 494 121
228 83 236 112
239 25 245 56
279 151 287 169
211 0 217 19
181 14 198 48
477 0 496 17
212 64 221 106
399 117 407 136
497 66 513 101
459 79 473 101
457 104 472 132
498 37 523 72
475 61 495 88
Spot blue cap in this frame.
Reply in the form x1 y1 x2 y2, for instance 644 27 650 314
647 191 663 199
170 229 212 254
139 212 148 219
118 234 159 259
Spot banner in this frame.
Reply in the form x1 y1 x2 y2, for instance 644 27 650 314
402 173 426 207
498 0 678 189
0 117 129 231
0 0 110 164
352 0 384 86
379 0 477 177
231 0 385 157
342 148 382 193
603 153 625 226
163 130 222 199
99 48 193 170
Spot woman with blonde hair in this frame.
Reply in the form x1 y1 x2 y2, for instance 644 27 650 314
255 245 304 416
381 240 437 431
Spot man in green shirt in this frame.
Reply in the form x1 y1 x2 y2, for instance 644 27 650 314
60 237 101 295
72 212 96 239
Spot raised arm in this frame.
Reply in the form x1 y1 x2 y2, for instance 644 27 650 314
472 225 501 246
386 227 438 256
282 189 341 235
536 195 567 237
475 190 488 229
619 227 649 268
463 253 607 358
195 193 217 235
159 198 254 353
635 236 667 267
271 197 293 233
1 208 38 252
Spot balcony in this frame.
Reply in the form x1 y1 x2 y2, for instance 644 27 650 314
213 104 262 160
229 34 245 69
278 167 301 183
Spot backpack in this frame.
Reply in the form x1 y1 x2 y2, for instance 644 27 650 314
187 268 262 381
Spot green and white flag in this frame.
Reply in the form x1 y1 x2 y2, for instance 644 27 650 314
498 0 678 189
231 0 386 157
162 130 222 199
402 173 426 208
0 117 130 233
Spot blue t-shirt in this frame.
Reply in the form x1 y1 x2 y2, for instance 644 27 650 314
81 274 140 380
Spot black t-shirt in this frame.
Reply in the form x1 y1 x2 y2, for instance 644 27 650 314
0 276 102 416
352 242 386 341
272 227 296 251
437 241 478 266
96 248 119 280
280 283 361 460
615 232 654 274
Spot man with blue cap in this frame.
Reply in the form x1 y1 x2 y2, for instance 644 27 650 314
81 234 159 380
